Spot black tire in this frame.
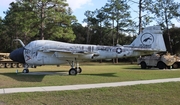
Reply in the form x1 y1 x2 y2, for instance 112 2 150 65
23 69 29 73
26 69 29 73
69 68 77 75
157 62 166 69
75 67 82 73
140 62 147 69
172 63 178 69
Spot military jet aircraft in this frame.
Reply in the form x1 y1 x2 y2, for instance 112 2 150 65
10 26 166 75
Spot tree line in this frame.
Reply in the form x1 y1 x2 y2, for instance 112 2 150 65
0 0 180 54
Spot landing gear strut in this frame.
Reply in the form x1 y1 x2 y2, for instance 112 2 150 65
23 64 29 73
67 59 82 75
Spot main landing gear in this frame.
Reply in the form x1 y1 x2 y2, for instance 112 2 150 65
21 61 82 75
67 60 82 75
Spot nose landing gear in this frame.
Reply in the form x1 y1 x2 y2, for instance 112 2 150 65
23 69 29 73
22 64 29 73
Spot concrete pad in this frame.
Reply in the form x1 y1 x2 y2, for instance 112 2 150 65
1 78 180 94
74 84 108 89
42 85 80 91
0 89 4 94
4 87 45 94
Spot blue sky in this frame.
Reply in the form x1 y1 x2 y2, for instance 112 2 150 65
0 0 107 25
0 0 179 27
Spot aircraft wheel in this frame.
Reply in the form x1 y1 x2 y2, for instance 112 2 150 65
69 68 77 75
75 67 82 73
23 69 29 73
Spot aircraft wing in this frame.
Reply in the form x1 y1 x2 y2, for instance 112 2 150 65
39 48 98 55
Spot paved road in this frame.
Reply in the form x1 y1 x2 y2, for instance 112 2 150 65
1 78 180 94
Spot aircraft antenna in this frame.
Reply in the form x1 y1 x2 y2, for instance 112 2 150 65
13 39 25 47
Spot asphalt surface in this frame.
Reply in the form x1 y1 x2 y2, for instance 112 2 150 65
1 78 180 94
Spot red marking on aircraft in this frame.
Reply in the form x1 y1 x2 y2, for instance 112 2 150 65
26 55 31 61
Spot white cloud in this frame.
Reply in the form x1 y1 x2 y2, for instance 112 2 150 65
1 0 92 11
82 23 87 27
66 0 93 11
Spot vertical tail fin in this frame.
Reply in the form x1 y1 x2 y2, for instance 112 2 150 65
130 26 166 52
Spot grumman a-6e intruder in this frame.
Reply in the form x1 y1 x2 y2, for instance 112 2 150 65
10 26 166 75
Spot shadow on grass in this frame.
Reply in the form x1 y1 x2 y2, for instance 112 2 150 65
122 67 142 70
123 67 162 71
0 72 45 82
81 62 132 66
0 71 68 82
81 73 118 77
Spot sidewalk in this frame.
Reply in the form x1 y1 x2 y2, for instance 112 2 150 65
1 78 180 94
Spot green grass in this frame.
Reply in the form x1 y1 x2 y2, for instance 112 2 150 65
0 82 180 105
1 62 180 105
0 62 180 88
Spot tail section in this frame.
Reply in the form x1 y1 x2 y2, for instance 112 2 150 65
130 26 166 52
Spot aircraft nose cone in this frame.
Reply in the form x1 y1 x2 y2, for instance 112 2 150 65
10 47 25 63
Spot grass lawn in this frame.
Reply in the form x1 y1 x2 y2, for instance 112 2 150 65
1 62 180 105
0 62 180 88
0 82 180 105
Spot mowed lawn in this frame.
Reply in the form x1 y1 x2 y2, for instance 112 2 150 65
0 62 180 88
1 63 180 105
1 82 180 105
